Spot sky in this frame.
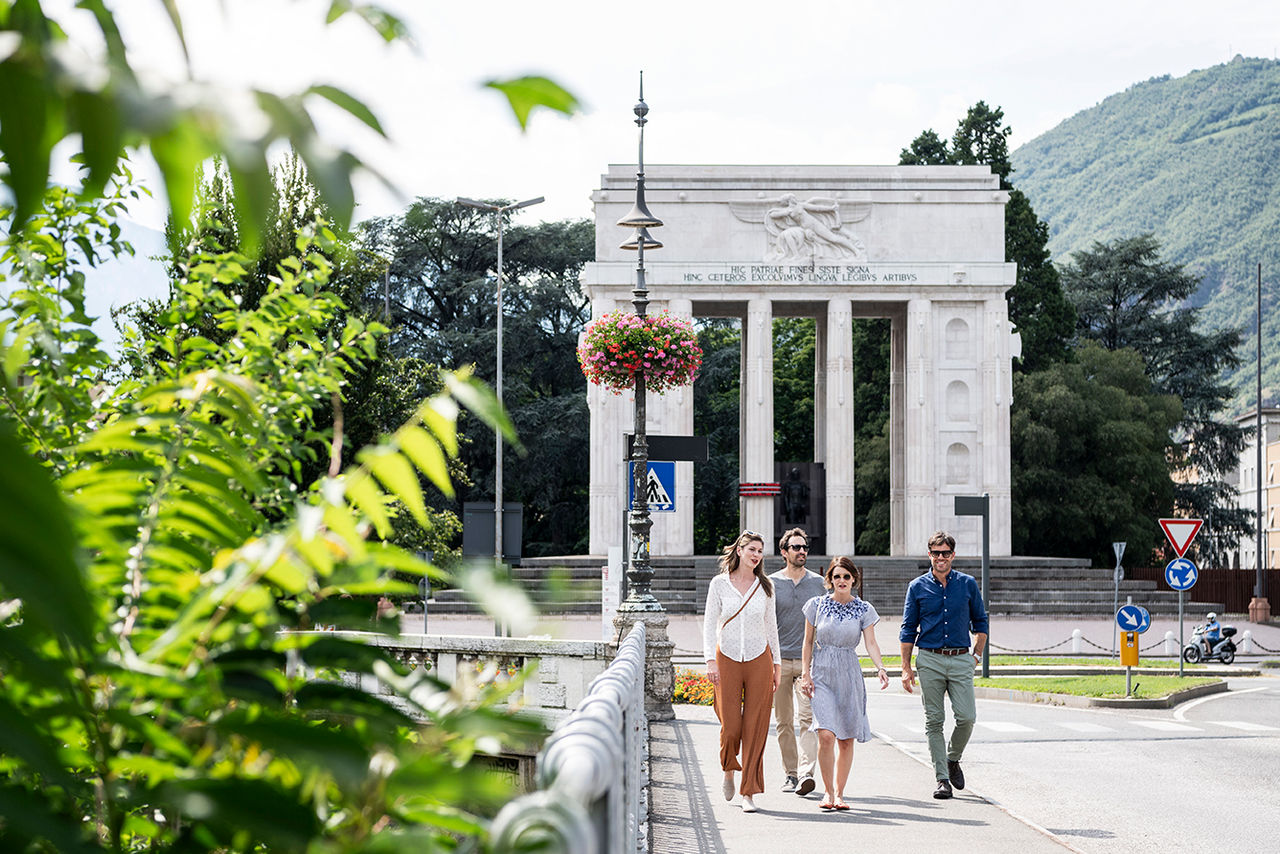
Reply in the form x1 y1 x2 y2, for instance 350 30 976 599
49 0 1280 232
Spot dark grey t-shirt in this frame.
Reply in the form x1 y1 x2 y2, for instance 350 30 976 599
769 569 828 659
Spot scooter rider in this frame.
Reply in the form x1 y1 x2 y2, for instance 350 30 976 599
1202 612 1222 656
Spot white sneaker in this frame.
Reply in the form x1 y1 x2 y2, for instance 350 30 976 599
741 795 758 813
722 773 735 802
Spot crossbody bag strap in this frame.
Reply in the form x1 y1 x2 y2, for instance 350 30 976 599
721 579 760 630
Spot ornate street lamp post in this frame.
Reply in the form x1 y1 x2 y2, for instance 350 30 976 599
612 74 674 719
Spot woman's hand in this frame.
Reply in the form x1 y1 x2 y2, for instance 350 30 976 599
772 664 781 693
800 674 814 698
707 661 719 686
876 667 890 690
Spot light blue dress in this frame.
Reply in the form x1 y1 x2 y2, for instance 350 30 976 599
803 594 879 742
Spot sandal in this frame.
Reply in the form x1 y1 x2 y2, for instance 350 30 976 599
819 798 836 811
834 801 851 811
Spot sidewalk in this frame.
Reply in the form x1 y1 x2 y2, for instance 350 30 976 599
649 703 1078 854
408 613 1280 663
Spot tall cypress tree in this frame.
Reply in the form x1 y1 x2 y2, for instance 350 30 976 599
901 102 1075 371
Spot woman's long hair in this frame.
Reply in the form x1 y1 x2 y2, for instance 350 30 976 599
824 556 864 599
717 530 774 597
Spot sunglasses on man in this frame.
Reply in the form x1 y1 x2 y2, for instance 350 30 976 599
929 549 954 558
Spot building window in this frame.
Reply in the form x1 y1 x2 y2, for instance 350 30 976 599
944 318 971 361
946 443 970 484
946 381 970 422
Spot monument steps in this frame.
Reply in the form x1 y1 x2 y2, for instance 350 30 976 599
422 556 1224 618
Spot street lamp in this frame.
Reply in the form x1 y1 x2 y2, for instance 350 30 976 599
456 194 544 585
617 74 664 611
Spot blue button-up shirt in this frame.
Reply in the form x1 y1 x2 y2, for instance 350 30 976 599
899 569 989 648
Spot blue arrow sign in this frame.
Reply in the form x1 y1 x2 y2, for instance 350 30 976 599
1117 604 1151 633
1164 557 1198 591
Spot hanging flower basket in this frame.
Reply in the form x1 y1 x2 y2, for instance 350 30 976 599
577 310 703 395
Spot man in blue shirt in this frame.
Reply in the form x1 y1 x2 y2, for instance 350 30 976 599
900 531 989 800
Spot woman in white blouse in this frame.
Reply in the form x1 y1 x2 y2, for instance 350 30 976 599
703 530 782 813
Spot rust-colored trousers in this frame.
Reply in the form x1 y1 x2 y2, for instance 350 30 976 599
713 648 774 796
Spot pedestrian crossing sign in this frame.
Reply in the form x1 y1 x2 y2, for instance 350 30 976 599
628 461 676 512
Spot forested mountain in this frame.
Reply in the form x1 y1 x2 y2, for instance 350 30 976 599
1012 55 1280 410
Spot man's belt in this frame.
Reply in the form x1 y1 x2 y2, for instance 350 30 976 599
921 647 969 656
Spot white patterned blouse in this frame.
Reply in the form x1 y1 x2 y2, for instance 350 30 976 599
702 573 782 665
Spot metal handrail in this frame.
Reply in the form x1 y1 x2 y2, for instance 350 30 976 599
491 622 648 854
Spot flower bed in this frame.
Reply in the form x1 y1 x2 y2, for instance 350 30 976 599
577 310 702 395
673 667 715 705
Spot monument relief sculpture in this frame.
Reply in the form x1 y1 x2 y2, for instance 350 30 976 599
730 194 871 262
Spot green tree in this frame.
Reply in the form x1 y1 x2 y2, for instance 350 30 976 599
852 318 893 554
773 317 816 462
2 177 537 851
1011 342 1182 564
694 321 742 553
361 199 595 555
1060 234 1252 562
900 102 1075 371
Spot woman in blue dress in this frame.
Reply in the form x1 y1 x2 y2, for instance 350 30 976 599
799 556 889 810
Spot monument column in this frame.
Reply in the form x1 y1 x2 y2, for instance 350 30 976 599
649 298 695 555
813 312 828 466
982 298 1013 554
889 311 907 555
741 298 775 543
904 298 936 550
824 299 856 554
587 296 625 556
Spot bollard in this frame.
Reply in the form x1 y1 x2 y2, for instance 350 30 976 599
1164 630 1177 657
1242 630 1254 653
1071 629 1083 654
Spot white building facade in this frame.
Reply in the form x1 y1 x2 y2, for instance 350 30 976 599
583 165 1019 557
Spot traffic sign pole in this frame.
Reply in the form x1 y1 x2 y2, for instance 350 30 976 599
1179 589 1184 678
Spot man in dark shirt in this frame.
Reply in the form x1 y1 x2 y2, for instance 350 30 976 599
899 531 989 800
769 527 827 797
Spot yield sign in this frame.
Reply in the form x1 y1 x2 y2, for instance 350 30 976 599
1159 518 1203 557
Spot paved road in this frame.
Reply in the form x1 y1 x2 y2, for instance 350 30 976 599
844 677 1280 853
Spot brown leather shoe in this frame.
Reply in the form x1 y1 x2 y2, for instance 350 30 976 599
934 779 953 800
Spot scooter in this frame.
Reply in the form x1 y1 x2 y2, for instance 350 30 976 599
1182 624 1237 664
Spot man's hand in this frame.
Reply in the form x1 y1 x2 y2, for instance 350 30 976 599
900 663 915 694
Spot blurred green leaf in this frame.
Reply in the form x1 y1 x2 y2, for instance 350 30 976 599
484 75 581 130
0 429 93 647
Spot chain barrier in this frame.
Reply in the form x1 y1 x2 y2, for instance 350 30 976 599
1250 638 1280 654
1079 636 1112 652
988 639 1071 654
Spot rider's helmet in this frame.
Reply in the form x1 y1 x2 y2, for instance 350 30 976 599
1207 612 1217 621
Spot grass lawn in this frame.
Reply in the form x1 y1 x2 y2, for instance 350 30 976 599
974 674 1220 699
882 655 1202 669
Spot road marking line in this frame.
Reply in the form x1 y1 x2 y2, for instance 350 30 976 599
1132 720 1200 732
1209 720 1278 731
1173 685 1273 722
874 730 1089 854
977 721 1035 733
1057 722 1115 733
